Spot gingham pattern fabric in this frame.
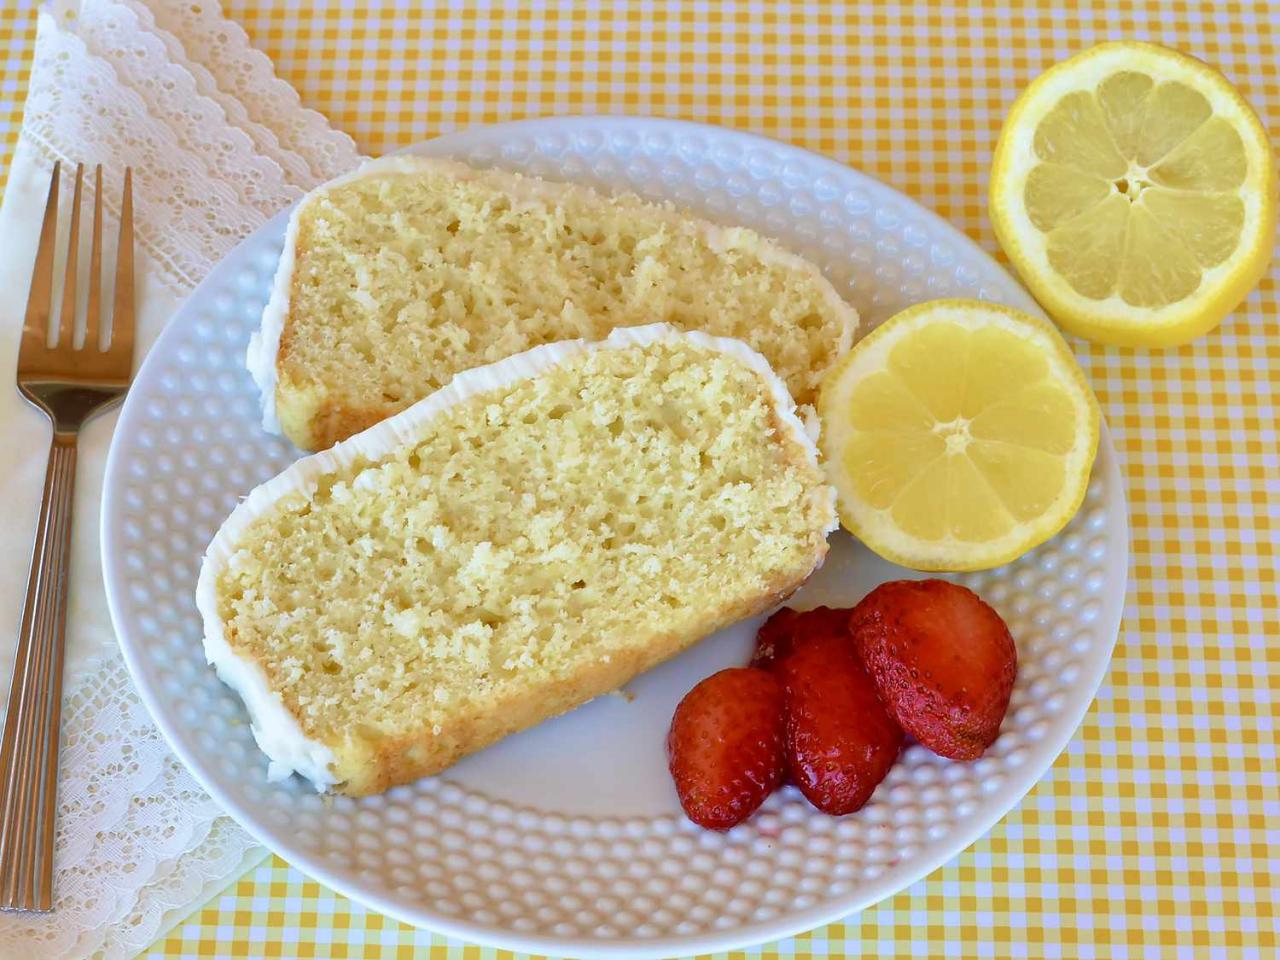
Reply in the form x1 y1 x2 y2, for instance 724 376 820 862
0 2 30 189
2 1 1277 957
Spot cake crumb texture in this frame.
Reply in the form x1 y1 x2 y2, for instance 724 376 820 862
276 159 856 449
217 337 834 794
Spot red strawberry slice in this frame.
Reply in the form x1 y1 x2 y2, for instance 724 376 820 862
753 607 903 815
666 667 786 831
751 605 852 668
772 616 903 815
850 579 1017 761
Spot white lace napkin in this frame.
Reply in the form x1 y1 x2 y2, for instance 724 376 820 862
0 3 362 956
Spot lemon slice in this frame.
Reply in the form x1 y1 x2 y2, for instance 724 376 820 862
818 299 1100 571
990 42 1276 347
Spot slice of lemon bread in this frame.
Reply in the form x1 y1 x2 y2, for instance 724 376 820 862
202 325 838 795
249 155 857 451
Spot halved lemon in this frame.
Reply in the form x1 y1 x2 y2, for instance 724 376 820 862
818 299 1100 571
990 41 1276 347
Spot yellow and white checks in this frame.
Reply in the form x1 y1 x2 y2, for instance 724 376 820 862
3 1 1278 957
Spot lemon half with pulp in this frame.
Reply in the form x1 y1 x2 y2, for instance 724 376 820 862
818 299 1100 572
990 41 1276 347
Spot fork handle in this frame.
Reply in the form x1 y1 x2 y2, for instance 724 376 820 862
0 434 77 912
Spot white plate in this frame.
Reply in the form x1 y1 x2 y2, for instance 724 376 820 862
101 117 1127 959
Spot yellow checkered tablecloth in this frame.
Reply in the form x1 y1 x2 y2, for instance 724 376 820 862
2 1 1278 957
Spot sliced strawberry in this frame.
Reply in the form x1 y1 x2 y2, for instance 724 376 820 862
751 605 853 668
851 579 1017 761
771 623 903 815
666 667 786 831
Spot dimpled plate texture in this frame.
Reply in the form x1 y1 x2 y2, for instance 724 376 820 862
101 117 1127 959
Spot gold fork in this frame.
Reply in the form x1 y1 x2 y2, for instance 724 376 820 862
0 162 134 912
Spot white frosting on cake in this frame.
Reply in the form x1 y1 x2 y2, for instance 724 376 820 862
245 202 298 435
198 600 339 789
203 323 837 790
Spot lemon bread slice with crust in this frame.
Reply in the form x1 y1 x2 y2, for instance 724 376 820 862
202 325 838 795
249 155 857 451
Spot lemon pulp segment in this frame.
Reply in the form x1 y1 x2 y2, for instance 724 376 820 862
818 300 1100 571
991 42 1275 346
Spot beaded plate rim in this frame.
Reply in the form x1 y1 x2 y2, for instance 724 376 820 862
102 116 1128 959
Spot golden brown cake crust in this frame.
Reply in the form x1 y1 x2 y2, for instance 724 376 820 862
274 373 390 454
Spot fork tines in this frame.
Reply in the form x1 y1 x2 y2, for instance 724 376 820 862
18 161 134 370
